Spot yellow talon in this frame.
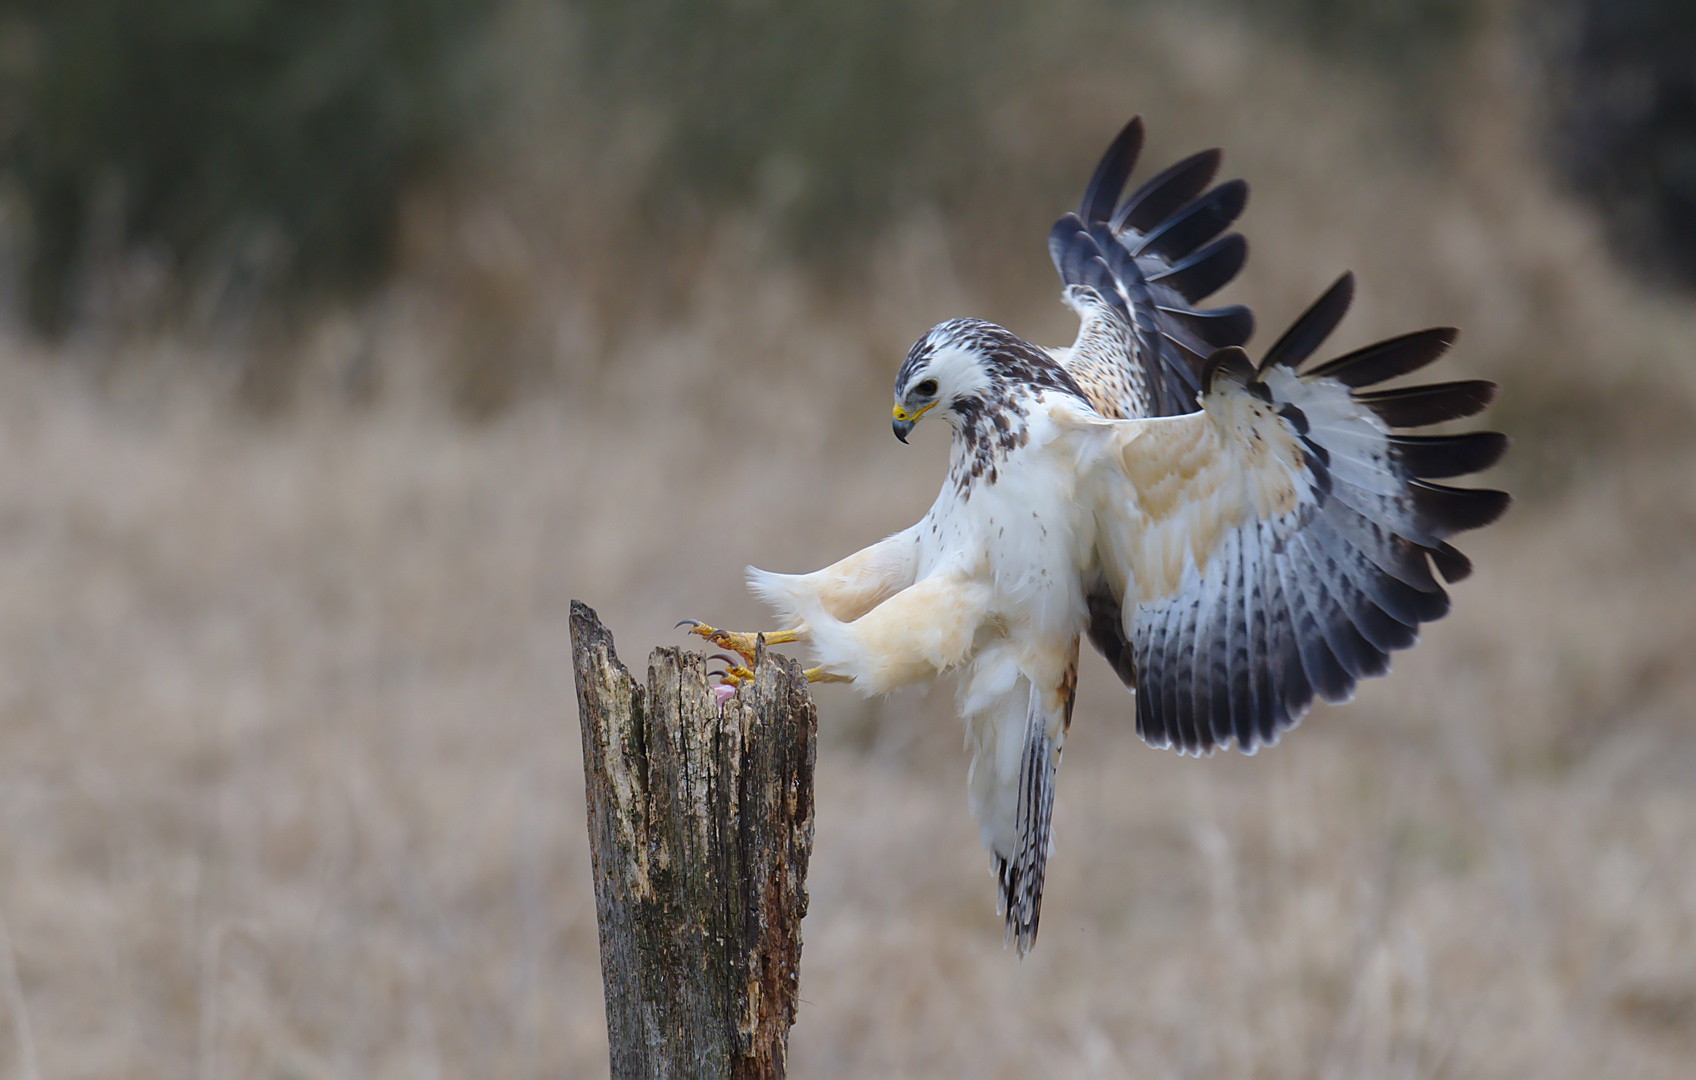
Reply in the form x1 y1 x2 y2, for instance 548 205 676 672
680 621 801 664
804 667 853 684
720 665 756 685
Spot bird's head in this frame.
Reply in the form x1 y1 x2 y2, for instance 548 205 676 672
890 319 1000 442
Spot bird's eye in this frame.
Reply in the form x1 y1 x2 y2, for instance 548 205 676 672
915 379 938 397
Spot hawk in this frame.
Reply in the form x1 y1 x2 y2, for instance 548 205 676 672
684 117 1508 954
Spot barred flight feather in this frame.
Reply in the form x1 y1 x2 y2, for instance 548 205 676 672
1101 272 1507 754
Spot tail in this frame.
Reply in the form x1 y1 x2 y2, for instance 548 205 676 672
960 645 1075 956
998 691 1057 956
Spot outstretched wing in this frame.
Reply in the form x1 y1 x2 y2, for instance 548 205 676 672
1047 116 1254 421
1087 273 1508 754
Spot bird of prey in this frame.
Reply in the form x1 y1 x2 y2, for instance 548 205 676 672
684 117 1508 955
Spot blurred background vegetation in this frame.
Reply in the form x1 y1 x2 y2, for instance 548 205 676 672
0 0 488 335
0 0 1689 403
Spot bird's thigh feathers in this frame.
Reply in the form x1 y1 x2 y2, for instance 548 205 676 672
779 572 994 695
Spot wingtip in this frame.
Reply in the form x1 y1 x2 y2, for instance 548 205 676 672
1430 541 1473 583
1257 272 1356 374
1320 271 1356 323
1078 116 1147 224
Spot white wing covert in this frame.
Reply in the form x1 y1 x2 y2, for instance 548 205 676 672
1090 274 1508 754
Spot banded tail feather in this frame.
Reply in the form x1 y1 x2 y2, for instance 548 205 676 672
999 697 1057 957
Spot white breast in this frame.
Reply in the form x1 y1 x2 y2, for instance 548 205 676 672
916 399 1099 647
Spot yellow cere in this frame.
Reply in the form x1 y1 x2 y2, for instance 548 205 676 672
893 400 938 423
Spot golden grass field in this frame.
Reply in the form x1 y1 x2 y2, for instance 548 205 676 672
0 7 1693 1078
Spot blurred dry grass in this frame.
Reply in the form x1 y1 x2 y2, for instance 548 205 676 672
0 4 1694 1078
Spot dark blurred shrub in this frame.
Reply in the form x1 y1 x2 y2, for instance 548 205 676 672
0 0 491 334
569 0 1489 272
570 0 1042 267
1545 0 1696 287
0 0 1506 346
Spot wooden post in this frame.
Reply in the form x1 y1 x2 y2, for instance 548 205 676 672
570 600 816 1080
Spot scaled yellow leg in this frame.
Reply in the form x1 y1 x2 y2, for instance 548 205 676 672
678 621 802 664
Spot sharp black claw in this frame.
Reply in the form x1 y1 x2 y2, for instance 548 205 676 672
708 669 727 680
676 619 702 630
708 653 738 666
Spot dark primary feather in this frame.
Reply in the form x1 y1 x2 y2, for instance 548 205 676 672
1171 591 1202 752
1262 532 1315 728
1197 566 1234 742
1146 232 1248 303
1153 594 1182 746
1304 326 1457 386
1159 303 1256 350
1259 272 1355 373
1430 542 1473 584
1132 179 1249 263
1391 432 1509 479
1356 380 1497 426
1113 148 1222 234
1047 214 1095 282
1410 481 1511 534
1224 532 1256 748
1242 523 1275 744
1158 331 1212 378
1078 116 1144 224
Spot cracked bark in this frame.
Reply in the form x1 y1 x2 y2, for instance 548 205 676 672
570 600 816 1080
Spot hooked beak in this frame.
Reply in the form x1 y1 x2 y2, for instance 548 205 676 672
891 400 934 443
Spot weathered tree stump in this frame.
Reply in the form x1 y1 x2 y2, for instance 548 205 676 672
570 600 816 1080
